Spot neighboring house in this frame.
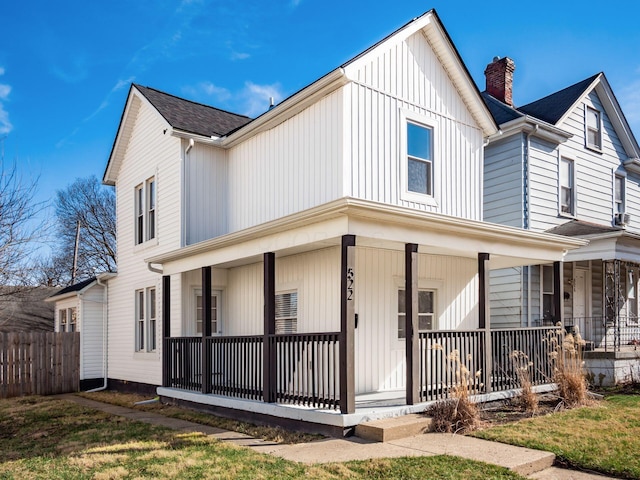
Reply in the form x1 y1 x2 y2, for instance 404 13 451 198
99 10 582 433
46 275 114 390
0 286 56 333
482 57 640 385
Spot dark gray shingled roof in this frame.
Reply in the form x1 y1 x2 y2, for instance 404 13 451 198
135 84 252 137
481 92 523 125
546 219 621 237
517 74 600 125
48 277 97 298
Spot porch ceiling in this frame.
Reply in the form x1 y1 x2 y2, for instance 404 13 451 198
147 198 586 274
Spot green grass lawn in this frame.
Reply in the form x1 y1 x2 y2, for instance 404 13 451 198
474 392 640 479
0 396 523 480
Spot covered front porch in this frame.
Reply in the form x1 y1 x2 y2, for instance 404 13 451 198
149 199 584 430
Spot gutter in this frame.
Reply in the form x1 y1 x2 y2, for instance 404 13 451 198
488 116 571 145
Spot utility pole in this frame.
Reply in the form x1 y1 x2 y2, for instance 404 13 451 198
72 219 81 284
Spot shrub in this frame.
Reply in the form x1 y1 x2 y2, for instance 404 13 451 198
548 324 588 408
510 350 538 413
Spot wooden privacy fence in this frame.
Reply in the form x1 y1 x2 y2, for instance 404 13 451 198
0 332 80 398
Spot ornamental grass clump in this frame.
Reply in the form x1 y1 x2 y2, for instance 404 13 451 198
547 324 588 408
425 348 481 434
510 350 538 413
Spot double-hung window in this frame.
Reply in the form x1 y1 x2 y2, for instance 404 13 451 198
135 288 157 352
58 307 77 332
134 176 156 245
275 291 298 334
59 309 68 332
586 106 602 150
560 157 575 216
195 290 220 335
69 307 77 332
407 121 433 196
615 174 625 214
397 289 435 339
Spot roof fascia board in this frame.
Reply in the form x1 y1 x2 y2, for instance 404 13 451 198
169 128 221 145
45 279 100 302
221 69 347 148
488 116 572 144
103 86 174 185
421 18 497 136
594 80 640 159
555 74 601 127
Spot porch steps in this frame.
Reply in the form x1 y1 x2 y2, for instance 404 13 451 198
355 414 433 442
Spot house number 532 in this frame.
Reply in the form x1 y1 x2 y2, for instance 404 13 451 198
346 267 354 301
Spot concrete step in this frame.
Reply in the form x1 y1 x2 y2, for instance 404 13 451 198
355 414 433 442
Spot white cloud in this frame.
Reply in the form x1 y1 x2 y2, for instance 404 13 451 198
182 81 232 103
0 68 12 134
230 51 251 61
241 81 283 117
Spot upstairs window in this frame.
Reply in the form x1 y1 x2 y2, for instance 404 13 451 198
397 289 435 339
134 176 156 245
586 106 602 150
560 157 575 216
275 291 298 334
615 174 626 214
407 121 433 196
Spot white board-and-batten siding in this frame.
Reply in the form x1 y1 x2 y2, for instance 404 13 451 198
344 30 485 220
107 97 184 386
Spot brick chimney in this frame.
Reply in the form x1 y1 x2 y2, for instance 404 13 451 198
484 57 516 106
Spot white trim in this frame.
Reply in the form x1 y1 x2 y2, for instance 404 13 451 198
558 154 577 218
399 109 439 206
585 104 603 153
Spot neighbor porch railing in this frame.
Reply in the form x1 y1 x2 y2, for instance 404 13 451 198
164 332 340 409
564 316 640 352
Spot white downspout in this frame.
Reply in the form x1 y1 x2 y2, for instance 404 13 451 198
86 275 109 393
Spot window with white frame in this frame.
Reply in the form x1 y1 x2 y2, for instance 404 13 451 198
195 290 220 335
134 176 156 245
397 289 435 339
146 178 156 241
615 174 626 214
560 157 575 216
59 309 67 332
586 106 602 150
275 291 297 334
135 288 156 352
407 121 433 196
69 307 77 332
58 307 77 332
148 288 157 351
542 265 555 321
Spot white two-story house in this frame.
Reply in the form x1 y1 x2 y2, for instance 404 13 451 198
98 11 582 433
483 57 640 384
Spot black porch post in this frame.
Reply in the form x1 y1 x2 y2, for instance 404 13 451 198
263 252 276 403
553 261 563 325
162 275 170 387
340 234 356 414
202 266 212 394
478 253 492 394
405 243 419 405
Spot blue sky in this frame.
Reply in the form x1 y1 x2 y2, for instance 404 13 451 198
1 0 639 225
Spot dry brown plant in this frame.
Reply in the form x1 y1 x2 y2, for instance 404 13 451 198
510 350 538 413
547 324 588 408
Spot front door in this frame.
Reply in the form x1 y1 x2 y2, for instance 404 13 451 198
573 268 589 336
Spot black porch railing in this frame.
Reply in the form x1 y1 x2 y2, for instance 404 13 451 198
491 327 560 391
418 330 486 402
271 333 340 410
564 316 640 352
164 332 340 409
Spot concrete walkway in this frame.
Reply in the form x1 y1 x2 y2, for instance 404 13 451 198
60 394 618 479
